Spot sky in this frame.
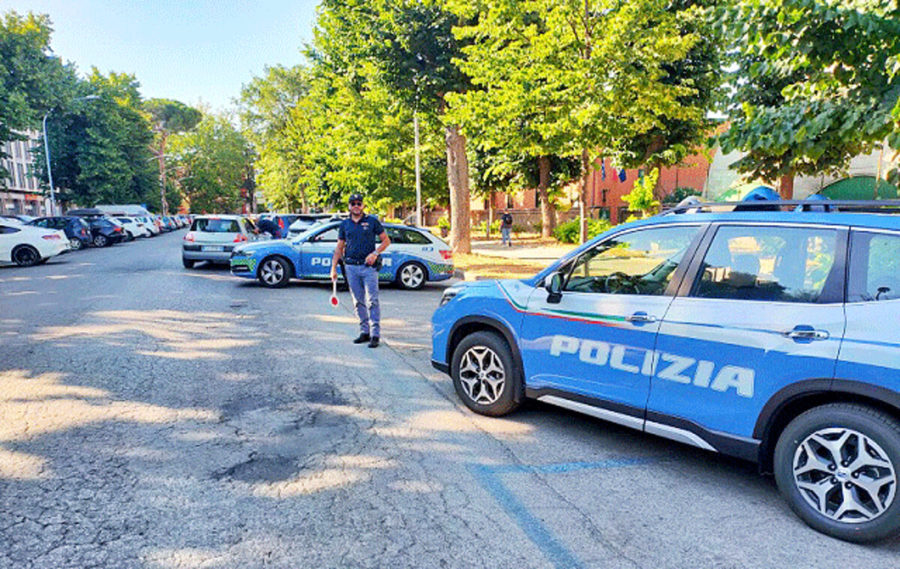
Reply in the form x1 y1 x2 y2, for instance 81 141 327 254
2 0 320 111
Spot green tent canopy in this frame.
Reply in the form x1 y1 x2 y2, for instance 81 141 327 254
819 176 898 200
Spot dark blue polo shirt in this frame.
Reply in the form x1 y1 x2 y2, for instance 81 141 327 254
338 214 385 264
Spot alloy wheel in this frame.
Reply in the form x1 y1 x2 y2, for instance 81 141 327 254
400 264 425 289
13 247 39 267
792 427 897 523
457 346 506 405
260 259 285 285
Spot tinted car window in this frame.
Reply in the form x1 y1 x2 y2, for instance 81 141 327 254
402 229 431 244
564 225 700 295
0 225 21 234
312 227 339 242
848 230 900 302
191 218 241 233
692 225 838 303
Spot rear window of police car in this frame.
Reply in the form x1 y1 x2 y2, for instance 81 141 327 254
192 218 241 233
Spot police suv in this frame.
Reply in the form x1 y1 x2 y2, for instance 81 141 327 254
230 220 454 289
431 199 900 542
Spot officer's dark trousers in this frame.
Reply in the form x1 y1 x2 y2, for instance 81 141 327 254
345 263 380 337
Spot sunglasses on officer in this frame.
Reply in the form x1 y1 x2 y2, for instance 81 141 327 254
349 200 363 206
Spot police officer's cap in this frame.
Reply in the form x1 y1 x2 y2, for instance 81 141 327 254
348 193 364 204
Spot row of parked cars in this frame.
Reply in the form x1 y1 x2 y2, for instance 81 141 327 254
0 210 189 267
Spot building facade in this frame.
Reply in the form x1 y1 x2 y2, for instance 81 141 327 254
1 131 47 217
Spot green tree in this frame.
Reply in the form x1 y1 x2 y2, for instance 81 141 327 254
169 113 255 214
0 10 74 186
38 70 157 209
144 98 202 215
621 168 661 219
606 0 723 191
447 0 699 243
314 0 475 252
719 0 900 198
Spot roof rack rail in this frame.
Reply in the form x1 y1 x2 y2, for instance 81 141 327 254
663 199 900 215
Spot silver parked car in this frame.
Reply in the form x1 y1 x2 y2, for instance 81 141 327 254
182 215 264 268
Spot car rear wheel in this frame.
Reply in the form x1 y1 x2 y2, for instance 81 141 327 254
451 331 521 417
396 261 427 290
182 257 195 269
93 234 108 247
774 403 900 542
258 256 291 288
12 245 40 267
70 238 84 251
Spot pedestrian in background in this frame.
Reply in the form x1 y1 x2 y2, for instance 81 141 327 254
330 193 391 348
500 210 514 247
257 216 279 239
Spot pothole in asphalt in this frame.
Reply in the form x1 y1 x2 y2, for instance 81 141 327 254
215 455 298 483
299 383 347 405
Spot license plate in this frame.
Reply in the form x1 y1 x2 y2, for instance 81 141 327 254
202 246 224 252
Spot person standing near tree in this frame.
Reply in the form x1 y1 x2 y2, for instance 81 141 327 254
500 210 514 247
330 193 391 348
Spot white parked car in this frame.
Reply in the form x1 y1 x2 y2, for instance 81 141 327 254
0 220 69 266
116 217 152 239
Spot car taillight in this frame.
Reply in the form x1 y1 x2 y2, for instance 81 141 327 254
233 234 247 243
439 250 453 260
42 234 61 240
113 226 122 232
184 232 195 242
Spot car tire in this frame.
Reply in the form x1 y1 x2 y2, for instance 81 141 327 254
257 256 291 288
451 331 521 417
12 245 41 267
70 238 84 251
93 234 108 247
774 403 900 542
396 261 427 290
182 257 194 269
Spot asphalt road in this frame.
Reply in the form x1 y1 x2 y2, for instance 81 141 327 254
1 231 899 569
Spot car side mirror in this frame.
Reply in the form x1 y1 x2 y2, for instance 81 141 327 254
544 272 563 304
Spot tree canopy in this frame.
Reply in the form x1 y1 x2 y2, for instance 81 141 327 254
719 0 900 197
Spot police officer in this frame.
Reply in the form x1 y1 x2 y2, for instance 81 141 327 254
330 193 391 348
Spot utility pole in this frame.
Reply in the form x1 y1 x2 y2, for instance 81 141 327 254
414 111 422 226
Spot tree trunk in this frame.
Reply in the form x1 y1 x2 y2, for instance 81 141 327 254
579 149 591 244
446 124 471 254
779 174 794 200
487 191 494 239
538 155 555 238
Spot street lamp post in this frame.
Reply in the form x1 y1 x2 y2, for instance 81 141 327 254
42 95 99 216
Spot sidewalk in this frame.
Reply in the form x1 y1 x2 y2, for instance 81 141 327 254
470 239 575 262
454 237 577 281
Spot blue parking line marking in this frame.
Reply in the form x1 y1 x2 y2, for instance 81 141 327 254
469 457 661 569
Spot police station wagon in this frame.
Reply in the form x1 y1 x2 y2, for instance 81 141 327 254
431 199 900 542
230 220 454 289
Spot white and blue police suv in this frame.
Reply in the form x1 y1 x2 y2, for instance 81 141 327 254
431 199 900 542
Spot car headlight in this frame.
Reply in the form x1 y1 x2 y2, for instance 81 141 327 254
440 285 464 306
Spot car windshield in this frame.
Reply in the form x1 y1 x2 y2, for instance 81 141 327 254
192 218 241 233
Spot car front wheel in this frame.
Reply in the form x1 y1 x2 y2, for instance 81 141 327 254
258 256 291 288
451 331 521 417
774 403 900 542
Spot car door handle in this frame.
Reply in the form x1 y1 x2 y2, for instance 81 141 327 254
781 325 829 341
626 312 657 324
